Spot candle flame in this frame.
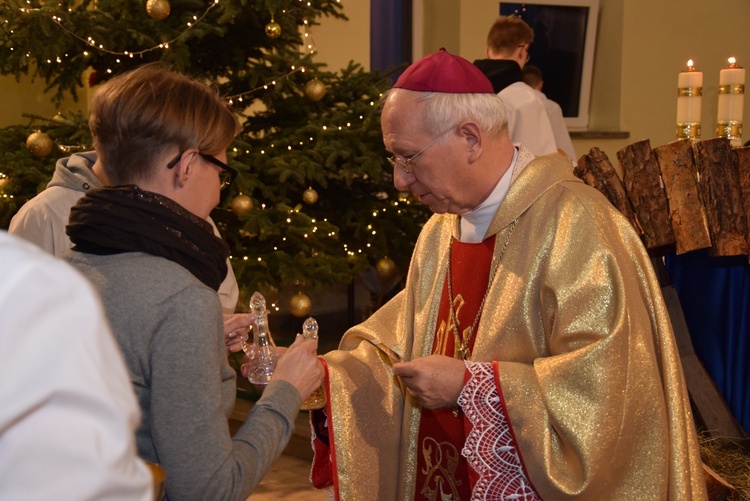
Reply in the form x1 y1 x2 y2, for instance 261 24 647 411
728 56 737 68
687 59 693 68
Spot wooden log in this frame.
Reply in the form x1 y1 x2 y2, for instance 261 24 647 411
653 139 712 254
574 147 643 235
732 146 750 258
617 139 675 250
703 463 740 501
693 138 748 256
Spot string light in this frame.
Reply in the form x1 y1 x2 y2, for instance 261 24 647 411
47 0 220 57
10 4 321 104
7 2 404 289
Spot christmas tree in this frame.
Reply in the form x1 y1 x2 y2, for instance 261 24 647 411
0 0 431 316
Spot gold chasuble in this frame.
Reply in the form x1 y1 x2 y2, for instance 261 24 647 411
311 149 707 501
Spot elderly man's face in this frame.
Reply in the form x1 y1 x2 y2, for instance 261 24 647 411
381 92 479 215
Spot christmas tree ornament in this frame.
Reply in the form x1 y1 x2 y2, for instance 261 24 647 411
304 79 327 101
265 18 281 39
289 292 312 317
230 193 253 215
88 71 102 87
0 173 8 190
245 292 279 387
302 187 319 204
146 0 171 20
52 113 75 126
376 257 397 278
25 131 53 158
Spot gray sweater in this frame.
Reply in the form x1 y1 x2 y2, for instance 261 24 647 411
65 250 301 501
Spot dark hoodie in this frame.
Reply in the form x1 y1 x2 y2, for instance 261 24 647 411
472 59 523 94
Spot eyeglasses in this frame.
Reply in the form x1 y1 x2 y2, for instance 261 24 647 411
386 128 453 174
167 151 238 190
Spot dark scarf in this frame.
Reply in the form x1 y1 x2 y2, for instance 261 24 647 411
472 59 523 94
67 185 230 292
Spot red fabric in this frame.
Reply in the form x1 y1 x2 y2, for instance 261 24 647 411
463 369 479 490
394 48 494 94
414 236 496 499
310 360 337 497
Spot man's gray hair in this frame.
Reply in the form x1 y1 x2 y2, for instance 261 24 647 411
419 92 508 136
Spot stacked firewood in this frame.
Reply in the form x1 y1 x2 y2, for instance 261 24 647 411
575 138 750 258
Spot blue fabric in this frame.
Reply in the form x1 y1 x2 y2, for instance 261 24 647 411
665 249 750 433
370 0 409 81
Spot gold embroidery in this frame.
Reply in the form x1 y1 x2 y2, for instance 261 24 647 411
447 219 518 360
435 296 466 356
420 437 462 500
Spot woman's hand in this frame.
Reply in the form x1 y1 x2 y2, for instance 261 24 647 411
271 334 324 401
223 313 254 354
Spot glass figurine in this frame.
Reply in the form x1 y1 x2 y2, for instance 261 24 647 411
245 291 279 387
300 316 326 410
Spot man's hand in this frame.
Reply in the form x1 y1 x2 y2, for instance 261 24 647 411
392 355 466 409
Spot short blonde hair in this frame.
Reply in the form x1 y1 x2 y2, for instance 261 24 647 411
89 63 239 185
486 15 534 55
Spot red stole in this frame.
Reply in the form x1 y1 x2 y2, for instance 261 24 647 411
414 235 497 500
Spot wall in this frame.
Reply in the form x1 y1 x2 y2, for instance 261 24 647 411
310 2 370 72
415 0 750 163
0 73 86 128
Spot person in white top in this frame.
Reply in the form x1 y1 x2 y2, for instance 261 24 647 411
473 15 557 157
522 64 577 160
0 230 153 501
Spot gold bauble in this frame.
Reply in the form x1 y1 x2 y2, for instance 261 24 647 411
230 194 254 215
304 79 327 101
376 257 397 278
265 20 281 39
146 0 171 20
289 292 312 318
25 131 54 158
302 187 319 205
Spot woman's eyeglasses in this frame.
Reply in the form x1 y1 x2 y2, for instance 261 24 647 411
167 151 238 190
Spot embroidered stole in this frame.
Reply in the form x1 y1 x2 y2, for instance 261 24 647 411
415 235 497 500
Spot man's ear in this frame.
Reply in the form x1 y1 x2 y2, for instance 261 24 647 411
460 122 482 163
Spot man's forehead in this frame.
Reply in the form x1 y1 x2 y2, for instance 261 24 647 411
381 93 424 133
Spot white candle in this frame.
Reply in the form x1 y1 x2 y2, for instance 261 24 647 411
677 59 702 139
717 57 745 146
